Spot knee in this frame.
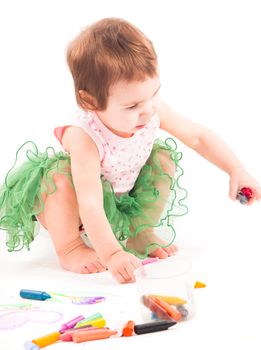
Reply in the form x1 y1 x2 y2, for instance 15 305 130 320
53 173 74 196
157 150 176 176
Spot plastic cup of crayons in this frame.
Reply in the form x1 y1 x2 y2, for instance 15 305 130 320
134 258 195 323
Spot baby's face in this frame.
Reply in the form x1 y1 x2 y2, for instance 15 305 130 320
96 76 161 137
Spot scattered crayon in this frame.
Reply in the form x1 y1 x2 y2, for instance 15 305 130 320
32 331 60 347
72 328 117 343
122 320 135 336
194 281 206 288
134 320 176 334
59 315 85 332
59 327 100 342
20 289 51 301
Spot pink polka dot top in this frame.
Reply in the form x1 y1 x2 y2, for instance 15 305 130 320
54 110 159 194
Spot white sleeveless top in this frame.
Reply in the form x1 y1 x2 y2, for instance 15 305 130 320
55 110 159 194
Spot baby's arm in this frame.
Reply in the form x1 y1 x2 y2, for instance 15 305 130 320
159 101 261 203
62 127 141 282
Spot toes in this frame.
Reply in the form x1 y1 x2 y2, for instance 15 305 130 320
149 247 168 259
80 264 92 274
164 244 178 256
94 262 107 273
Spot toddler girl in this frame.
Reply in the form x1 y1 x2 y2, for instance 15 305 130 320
0 18 260 283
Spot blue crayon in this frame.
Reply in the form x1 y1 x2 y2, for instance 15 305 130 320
20 289 51 301
24 341 40 350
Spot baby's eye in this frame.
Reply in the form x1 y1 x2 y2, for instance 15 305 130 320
127 104 137 110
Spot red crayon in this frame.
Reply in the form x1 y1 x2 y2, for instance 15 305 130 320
122 320 135 337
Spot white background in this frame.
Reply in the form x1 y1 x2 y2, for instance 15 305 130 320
0 1 261 349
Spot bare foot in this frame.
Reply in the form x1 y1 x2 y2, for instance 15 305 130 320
58 241 107 274
126 228 178 259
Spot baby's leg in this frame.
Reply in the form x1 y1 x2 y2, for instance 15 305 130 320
127 149 177 258
37 173 106 274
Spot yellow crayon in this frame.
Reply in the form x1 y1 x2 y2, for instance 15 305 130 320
75 318 106 328
194 281 206 288
148 294 187 305
32 331 60 347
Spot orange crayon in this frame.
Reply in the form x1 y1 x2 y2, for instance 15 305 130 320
122 320 135 337
73 328 117 343
151 296 182 322
32 331 60 347
143 295 173 321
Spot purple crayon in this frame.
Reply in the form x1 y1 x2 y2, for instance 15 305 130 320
59 315 85 332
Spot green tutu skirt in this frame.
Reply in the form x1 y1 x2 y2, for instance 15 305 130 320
0 138 188 258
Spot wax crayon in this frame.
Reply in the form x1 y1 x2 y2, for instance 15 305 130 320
60 323 93 334
134 320 176 334
151 296 182 321
20 289 51 301
32 331 60 347
194 281 206 288
59 327 99 341
75 312 103 326
122 320 135 336
142 257 158 265
24 341 40 350
143 295 173 321
73 329 117 343
59 315 85 332
237 187 253 204
148 294 187 305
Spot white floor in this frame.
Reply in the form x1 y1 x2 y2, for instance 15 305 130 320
1 189 261 350
1 1 261 349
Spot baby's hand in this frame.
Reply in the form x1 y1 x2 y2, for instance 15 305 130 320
229 167 261 205
106 250 142 284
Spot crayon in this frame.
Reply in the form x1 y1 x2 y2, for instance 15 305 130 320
194 281 206 288
151 296 182 322
32 331 60 347
148 294 187 305
143 295 173 321
24 341 40 350
134 320 176 334
75 312 103 327
142 257 158 265
59 315 85 332
73 329 117 343
59 327 100 342
75 317 106 328
60 323 93 334
122 320 135 336
20 289 51 301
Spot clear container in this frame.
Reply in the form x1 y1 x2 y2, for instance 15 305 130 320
134 258 194 322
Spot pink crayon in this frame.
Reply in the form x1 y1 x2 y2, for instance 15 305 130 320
142 257 158 265
60 327 109 342
59 315 85 332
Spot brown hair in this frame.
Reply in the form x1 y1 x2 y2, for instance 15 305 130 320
66 17 158 110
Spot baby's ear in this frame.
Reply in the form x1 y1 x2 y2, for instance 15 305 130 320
78 90 97 110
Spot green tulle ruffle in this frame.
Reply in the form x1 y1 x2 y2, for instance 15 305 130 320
0 138 188 257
